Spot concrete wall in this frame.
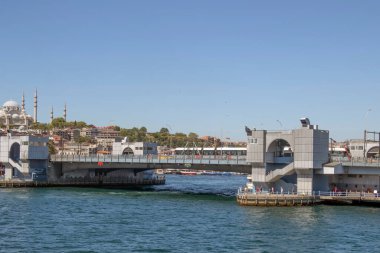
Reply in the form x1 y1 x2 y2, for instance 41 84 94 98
247 131 266 182
349 140 378 159
330 174 380 192
247 130 266 164
313 173 330 192
294 128 314 169
113 141 158 156
0 135 49 181
293 128 329 169
296 169 313 194
265 131 294 152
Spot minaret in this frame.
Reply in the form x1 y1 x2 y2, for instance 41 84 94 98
21 92 25 111
33 89 38 123
63 103 67 122
50 107 54 123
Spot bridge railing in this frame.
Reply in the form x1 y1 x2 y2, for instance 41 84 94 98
330 156 380 167
237 188 380 199
50 154 248 165
316 191 380 198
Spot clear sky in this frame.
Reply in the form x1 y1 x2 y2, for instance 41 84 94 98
1 1 379 141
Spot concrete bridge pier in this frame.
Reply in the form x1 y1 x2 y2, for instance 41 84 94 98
251 164 266 182
245 118 329 194
296 169 313 194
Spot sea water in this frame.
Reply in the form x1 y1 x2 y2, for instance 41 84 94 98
0 175 379 252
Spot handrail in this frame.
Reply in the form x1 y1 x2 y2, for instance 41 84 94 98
237 189 380 199
316 191 380 198
330 156 380 167
50 154 248 165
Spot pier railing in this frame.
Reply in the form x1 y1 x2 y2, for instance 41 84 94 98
237 187 314 196
50 154 248 165
237 188 380 199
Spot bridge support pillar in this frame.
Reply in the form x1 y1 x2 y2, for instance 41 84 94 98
252 165 266 182
296 169 313 194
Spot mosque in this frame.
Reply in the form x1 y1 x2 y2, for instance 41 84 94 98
0 92 36 130
0 90 68 130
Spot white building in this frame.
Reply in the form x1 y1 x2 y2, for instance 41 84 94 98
0 134 49 181
0 100 33 129
113 137 157 156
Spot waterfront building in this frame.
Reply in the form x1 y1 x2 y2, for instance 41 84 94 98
113 137 157 156
0 133 49 181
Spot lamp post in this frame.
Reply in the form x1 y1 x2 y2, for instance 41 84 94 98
364 109 372 159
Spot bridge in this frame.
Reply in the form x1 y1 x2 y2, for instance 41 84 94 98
49 154 251 178
322 158 380 176
3 117 380 198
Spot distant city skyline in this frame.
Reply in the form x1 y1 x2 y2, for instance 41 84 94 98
1 1 380 141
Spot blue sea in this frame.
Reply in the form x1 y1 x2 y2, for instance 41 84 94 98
0 175 379 252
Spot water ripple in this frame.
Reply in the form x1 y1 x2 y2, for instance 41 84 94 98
1 175 379 252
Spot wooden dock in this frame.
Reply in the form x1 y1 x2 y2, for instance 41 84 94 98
236 191 380 206
236 192 320 206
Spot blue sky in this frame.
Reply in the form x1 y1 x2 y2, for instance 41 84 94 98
0 1 379 141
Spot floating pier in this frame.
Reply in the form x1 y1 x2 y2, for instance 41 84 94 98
236 190 380 206
236 192 320 206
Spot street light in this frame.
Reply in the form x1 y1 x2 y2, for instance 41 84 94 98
364 109 372 158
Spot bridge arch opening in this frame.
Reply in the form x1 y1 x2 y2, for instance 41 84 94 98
9 142 21 162
266 139 293 163
122 147 134 156
366 146 380 158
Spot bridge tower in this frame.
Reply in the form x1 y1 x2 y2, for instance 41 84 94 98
246 118 329 194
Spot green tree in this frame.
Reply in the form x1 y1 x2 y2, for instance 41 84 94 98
51 117 66 129
30 122 49 131
76 121 88 128
188 132 198 140
160 127 169 134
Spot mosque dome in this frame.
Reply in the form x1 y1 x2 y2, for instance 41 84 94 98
3 100 19 108
12 114 20 119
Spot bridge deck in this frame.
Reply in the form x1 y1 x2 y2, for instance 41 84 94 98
51 154 248 166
